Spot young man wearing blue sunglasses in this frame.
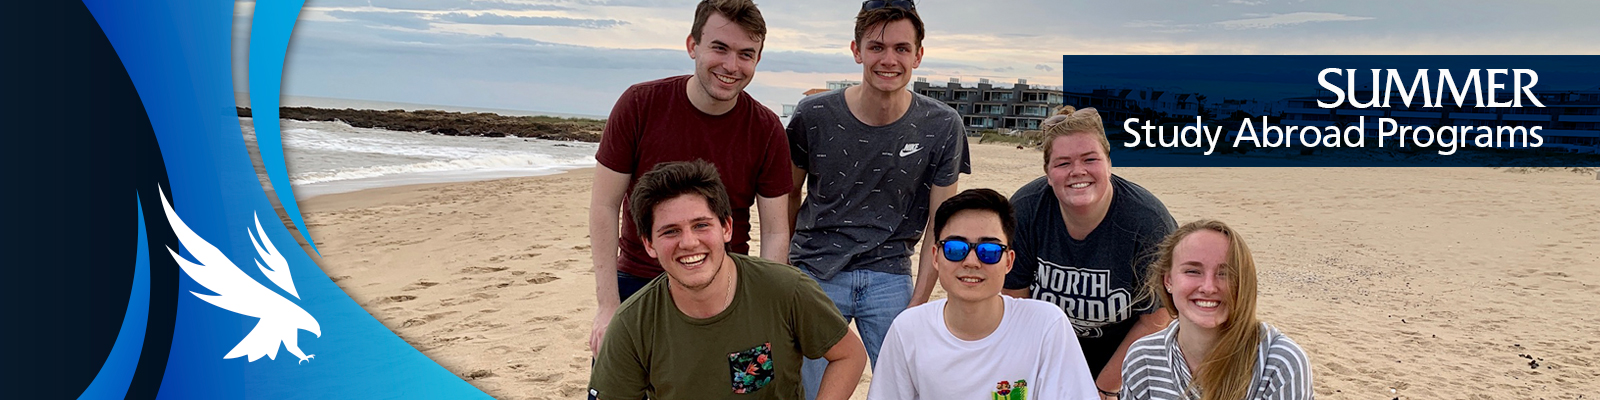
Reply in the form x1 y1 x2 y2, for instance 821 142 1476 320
867 189 1097 400
786 1 971 397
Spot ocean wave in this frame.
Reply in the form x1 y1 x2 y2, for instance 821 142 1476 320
283 127 501 160
291 154 596 185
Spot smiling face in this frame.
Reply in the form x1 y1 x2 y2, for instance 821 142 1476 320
642 194 734 291
851 19 923 95
935 209 1013 303
1164 229 1233 333
1045 133 1113 212
686 12 762 110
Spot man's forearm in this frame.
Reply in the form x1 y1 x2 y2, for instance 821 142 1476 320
756 195 791 263
589 212 622 308
912 182 958 306
589 167 631 308
587 194 623 356
909 232 939 306
817 329 868 400
817 353 866 400
588 167 631 356
787 165 806 237
759 229 789 263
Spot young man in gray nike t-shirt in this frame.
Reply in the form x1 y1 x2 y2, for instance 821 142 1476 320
785 3 970 399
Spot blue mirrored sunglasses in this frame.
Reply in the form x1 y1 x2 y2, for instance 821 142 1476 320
861 0 916 11
940 240 1008 264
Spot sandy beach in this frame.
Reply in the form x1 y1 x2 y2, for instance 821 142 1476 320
299 142 1600 399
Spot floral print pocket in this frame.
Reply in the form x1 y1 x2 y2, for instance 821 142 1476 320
728 342 775 394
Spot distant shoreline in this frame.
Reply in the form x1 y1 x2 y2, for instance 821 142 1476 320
237 106 606 143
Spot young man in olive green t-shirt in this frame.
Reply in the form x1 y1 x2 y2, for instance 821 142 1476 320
590 160 868 400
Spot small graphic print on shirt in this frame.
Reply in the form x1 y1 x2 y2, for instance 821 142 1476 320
728 342 775 394
1030 259 1133 338
992 379 1030 400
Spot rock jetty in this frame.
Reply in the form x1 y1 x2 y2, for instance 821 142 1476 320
237 106 605 142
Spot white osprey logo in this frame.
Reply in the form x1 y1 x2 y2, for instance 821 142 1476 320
160 189 321 364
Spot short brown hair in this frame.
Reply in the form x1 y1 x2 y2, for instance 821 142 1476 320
629 160 734 240
854 3 925 48
933 188 1017 244
690 0 767 44
1039 105 1110 168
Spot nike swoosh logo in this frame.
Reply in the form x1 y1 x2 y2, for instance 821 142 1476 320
899 145 923 157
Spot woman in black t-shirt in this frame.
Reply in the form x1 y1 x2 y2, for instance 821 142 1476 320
1002 105 1178 400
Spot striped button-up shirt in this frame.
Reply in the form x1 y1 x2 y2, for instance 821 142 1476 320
1120 321 1313 400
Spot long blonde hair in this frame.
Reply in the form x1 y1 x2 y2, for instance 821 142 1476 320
1144 219 1262 400
1038 105 1110 169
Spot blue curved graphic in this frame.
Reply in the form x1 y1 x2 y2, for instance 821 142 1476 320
76 196 151 400
79 0 494 397
248 0 320 256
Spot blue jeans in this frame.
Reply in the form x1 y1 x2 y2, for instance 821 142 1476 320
801 268 911 400
616 271 653 301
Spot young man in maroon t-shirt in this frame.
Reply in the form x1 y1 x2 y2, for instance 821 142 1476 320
586 0 793 359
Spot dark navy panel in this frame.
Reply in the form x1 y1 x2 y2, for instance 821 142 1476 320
0 1 177 399
1061 56 1600 167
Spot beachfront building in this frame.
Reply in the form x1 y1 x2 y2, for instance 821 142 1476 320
826 80 861 91
1095 88 1202 119
911 77 1063 131
1276 88 1600 150
782 88 833 124
785 78 1067 132
1210 98 1275 119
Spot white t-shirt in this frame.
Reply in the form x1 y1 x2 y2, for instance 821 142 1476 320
867 296 1099 400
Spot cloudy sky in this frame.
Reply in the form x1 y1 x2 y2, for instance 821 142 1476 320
235 0 1600 117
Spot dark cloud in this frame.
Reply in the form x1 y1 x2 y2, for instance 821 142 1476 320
281 18 692 115
568 0 696 7
291 19 683 70
432 12 626 28
918 60 985 72
259 0 1600 116
321 9 628 30
758 50 858 74
307 0 571 11
294 19 863 75
325 10 433 30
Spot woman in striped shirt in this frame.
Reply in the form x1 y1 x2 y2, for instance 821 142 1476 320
1119 220 1313 400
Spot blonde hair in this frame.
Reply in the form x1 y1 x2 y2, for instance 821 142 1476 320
1144 219 1262 400
1039 105 1110 169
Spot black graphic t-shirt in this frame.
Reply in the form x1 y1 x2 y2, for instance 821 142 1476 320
1004 175 1176 376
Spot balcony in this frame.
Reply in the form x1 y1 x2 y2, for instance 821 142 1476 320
983 93 1016 102
1014 106 1049 117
